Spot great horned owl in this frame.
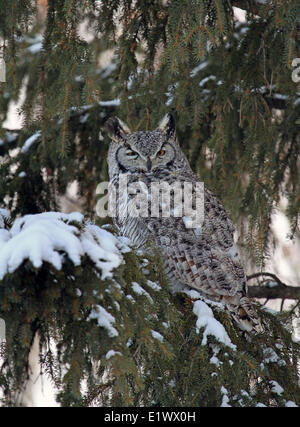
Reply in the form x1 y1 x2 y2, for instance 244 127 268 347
106 113 261 333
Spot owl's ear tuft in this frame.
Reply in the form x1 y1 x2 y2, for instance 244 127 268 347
105 117 131 142
157 113 176 139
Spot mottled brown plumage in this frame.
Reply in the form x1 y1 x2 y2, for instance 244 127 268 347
106 113 262 333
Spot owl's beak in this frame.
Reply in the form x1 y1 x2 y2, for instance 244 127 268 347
146 158 152 172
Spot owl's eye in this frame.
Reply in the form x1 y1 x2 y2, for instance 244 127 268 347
126 149 138 157
157 149 166 157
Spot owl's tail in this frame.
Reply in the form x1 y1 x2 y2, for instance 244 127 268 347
231 296 263 333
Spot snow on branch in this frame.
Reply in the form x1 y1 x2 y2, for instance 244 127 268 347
184 289 236 350
0 211 128 281
231 0 266 15
20 131 41 153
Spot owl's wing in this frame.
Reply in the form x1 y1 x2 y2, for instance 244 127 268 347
159 186 247 298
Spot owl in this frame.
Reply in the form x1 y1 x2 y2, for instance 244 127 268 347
106 113 261 333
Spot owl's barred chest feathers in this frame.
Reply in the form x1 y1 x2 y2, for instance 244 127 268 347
112 169 234 248
106 113 262 333
112 171 244 294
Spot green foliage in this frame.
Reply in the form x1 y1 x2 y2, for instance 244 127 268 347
0 0 299 259
0 0 300 407
0 217 299 407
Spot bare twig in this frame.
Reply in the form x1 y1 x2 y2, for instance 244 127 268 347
247 272 300 299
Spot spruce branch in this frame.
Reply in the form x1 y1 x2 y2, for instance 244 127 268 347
247 272 300 299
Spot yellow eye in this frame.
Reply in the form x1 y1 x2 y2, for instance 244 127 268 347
157 149 166 157
126 150 137 157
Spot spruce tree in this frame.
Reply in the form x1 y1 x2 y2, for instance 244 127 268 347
0 0 299 407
